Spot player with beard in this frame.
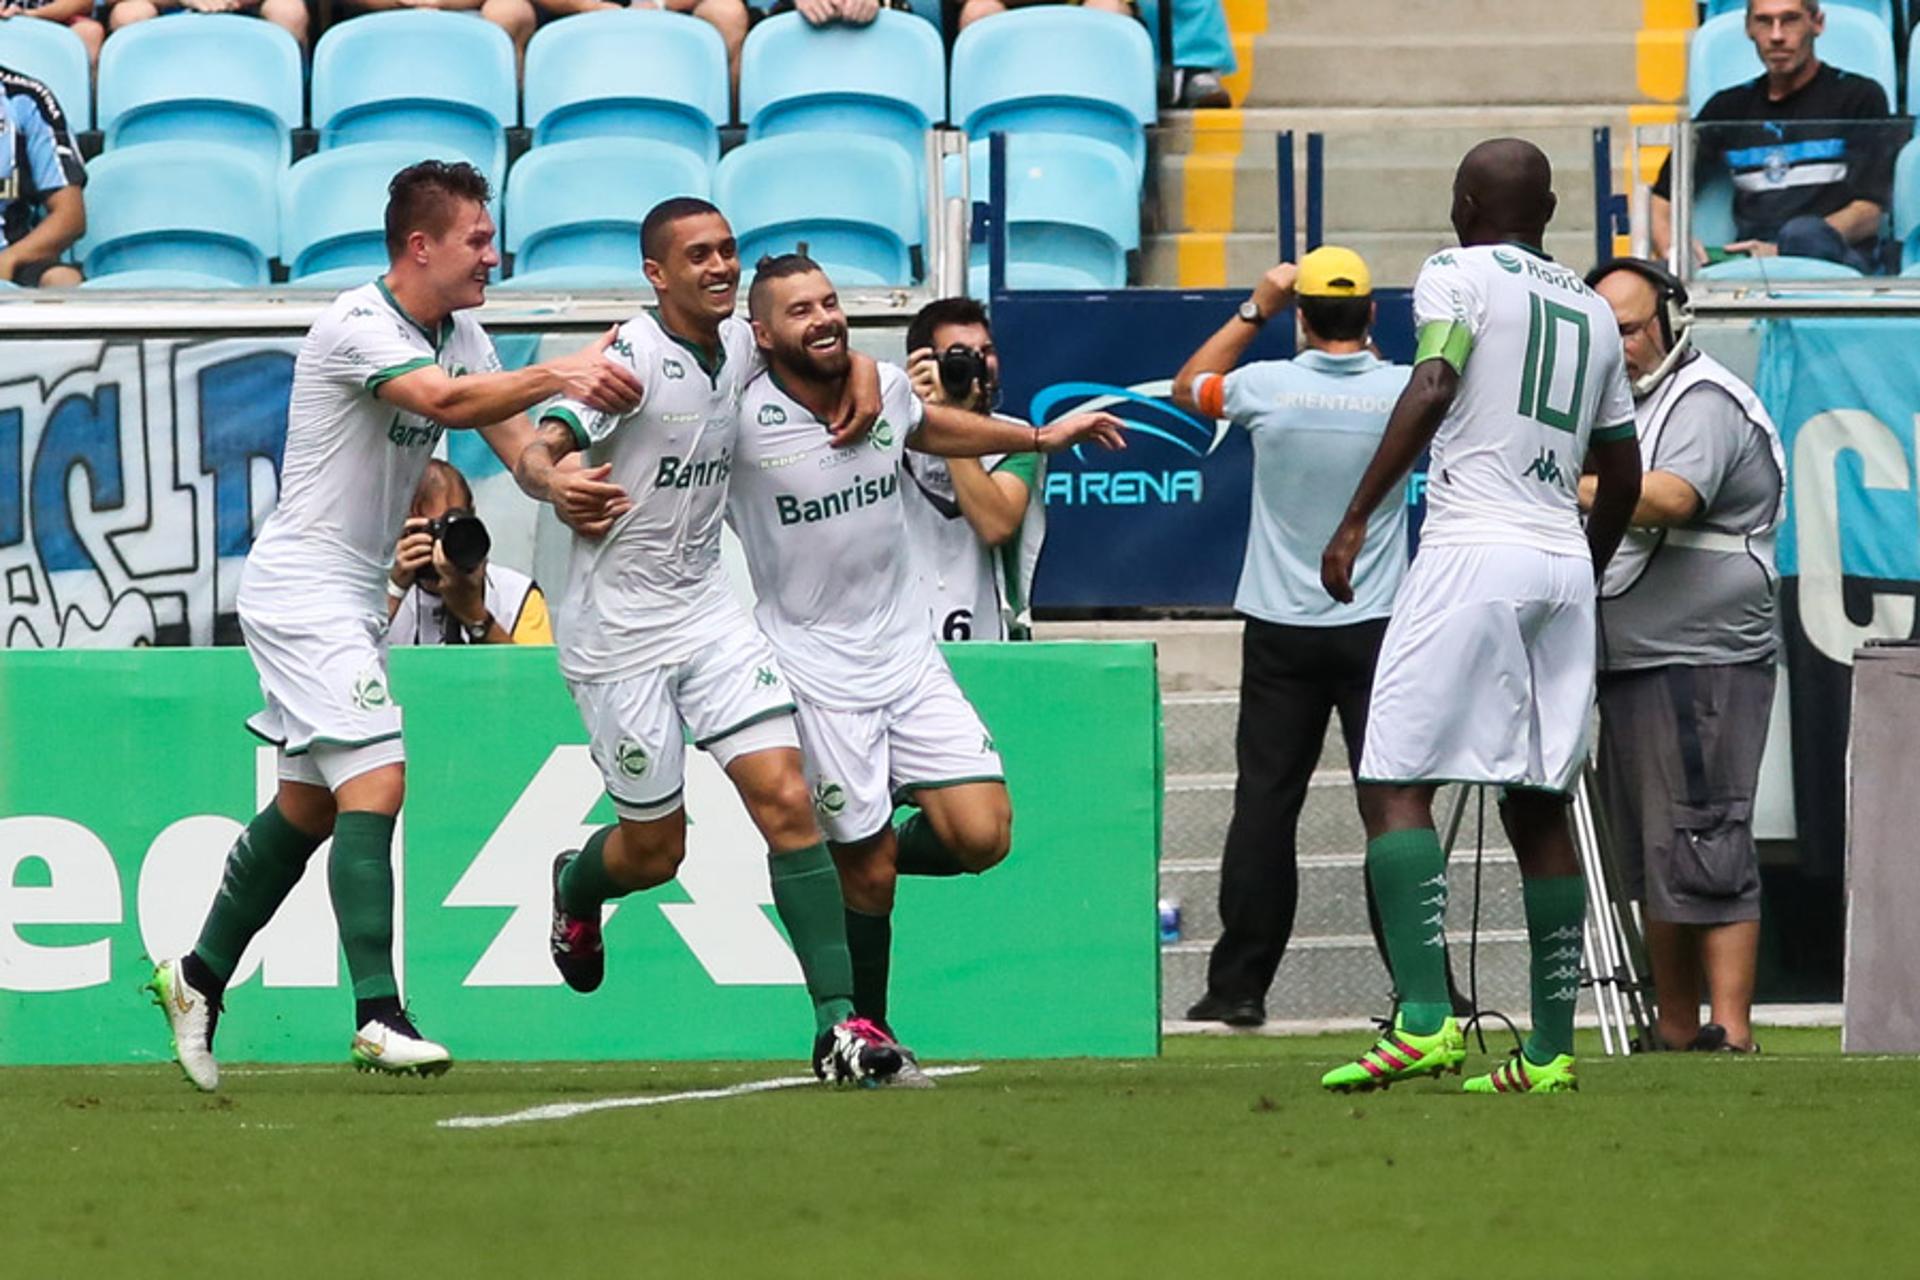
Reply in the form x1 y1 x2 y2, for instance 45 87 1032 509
727 255 1125 1076
519 202 905 1085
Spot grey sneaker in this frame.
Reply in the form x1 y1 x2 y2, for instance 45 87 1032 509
1178 69 1231 109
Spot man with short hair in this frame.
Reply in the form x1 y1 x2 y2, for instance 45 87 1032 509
1319 139 1643 1096
1582 258 1784 1054
388 459 554 646
901 297 1045 643
0 65 85 288
518 201 910 1086
1170 247 1411 1029
148 160 643 1092
1652 0 1894 271
728 253 1123 1066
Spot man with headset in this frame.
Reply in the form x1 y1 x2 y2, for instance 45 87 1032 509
1581 257 1785 1054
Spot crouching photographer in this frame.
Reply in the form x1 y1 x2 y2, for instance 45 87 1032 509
902 297 1046 642
388 459 552 646
1580 259 1786 1054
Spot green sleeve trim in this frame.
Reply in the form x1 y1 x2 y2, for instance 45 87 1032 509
991 450 1040 484
541 405 590 450
693 703 798 749
1591 420 1638 444
1414 321 1473 373
365 357 436 392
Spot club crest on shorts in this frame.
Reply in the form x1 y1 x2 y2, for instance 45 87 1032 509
615 738 650 779
813 781 847 817
352 665 390 711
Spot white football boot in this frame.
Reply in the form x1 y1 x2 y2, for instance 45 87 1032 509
146 958 221 1093
350 1014 453 1078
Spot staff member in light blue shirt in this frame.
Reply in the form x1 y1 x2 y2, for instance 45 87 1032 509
1171 247 1422 1027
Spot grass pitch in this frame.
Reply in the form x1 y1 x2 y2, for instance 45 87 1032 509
4 1029 1914 1278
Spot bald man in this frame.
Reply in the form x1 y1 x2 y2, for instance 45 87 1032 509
1317 139 1644 1096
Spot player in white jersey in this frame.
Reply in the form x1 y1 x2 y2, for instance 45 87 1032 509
147 161 644 1091
1316 140 1643 1097
729 254 1124 1058
516 200 907 1085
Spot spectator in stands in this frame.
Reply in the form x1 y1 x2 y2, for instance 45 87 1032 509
789 0 881 27
387 459 553 645
0 65 84 288
901 297 1045 643
1582 259 1784 1054
1169 249 1413 1027
107 0 309 51
533 0 747 89
1 4 104 66
955 0 1135 32
1170 0 1233 109
1651 0 1894 272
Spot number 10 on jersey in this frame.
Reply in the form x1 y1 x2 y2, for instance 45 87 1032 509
1517 292 1590 433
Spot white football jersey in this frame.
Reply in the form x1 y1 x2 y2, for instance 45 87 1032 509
728 363 932 710
241 279 502 617
1412 244 1636 557
900 434 1043 644
542 313 761 682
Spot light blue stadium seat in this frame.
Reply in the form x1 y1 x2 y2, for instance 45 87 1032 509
0 18 91 130
80 269 241 290
1692 171 1737 247
951 134 1138 294
950 9 1157 177
1691 8 1896 114
741 13 944 183
1704 0 1892 24
312 12 515 182
1893 137 1920 267
78 143 274 286
1697 255 1865 280
501 138 709 290
282 142 501 287
524 11 728 165
97 16 303 178
715 132 920 287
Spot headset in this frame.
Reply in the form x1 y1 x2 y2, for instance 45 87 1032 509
1586 256 1693 395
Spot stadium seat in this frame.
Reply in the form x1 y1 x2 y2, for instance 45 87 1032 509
1692 171 1737 247
282 142 500 288
78 143 274 286
97 16 304 178
952 134 1138 294
741 13 945 182
524 11 728 166
312 12 516 182
1703 0 1892 24
0 18 92 130
715 132 920 287
1697 255 1866 280
950 9 1157 177
1893 137 1920 267
501 138 709 290
79 269 241 289
1690 8 1896 114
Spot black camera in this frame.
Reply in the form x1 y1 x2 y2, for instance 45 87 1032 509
425 509 490 576
937 344 992 402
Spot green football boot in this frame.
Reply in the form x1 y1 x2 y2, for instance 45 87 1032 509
1320 1015 1467 1092
1463 1050 1578 1095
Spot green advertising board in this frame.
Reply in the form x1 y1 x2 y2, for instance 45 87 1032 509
0 642 1160 1066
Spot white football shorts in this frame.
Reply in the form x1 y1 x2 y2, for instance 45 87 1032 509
240 605 405 763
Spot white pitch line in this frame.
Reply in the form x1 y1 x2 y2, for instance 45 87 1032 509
438 1065 982 1130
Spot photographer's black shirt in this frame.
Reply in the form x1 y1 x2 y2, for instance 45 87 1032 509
1653 63 1895 243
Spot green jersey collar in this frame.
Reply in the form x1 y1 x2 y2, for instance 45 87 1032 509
656 310 726 382
375 276 454 353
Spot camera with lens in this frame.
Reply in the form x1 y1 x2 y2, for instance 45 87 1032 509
937 344 993 404
422 509 491 579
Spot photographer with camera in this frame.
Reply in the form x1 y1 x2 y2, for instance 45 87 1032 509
388 459 552 646
902 298 1045 643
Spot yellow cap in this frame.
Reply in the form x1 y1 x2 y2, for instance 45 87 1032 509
1297 246 1372 298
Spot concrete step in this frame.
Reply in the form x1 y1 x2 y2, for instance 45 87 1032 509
1258 0 1643 38
1162 691 1351 777
1160 932 1535 1022
1246 33 1642 109
1140 228 1597 289
1156 105 1638 154
1163 771 1374 862
1032 619 1242 692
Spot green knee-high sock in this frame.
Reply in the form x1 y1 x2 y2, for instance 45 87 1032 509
768 842 856 1034
559 825 625 916
1522 874 1587 1063
1365 828 1453 1035
192 803 326 984
844 908 893 1029
328 811 400 1001
894 811 966 877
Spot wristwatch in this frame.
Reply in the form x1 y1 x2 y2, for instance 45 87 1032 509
459 614 490 643
1236 300 1267 327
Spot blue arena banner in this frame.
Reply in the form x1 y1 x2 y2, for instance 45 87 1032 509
993 288 1415 609
1756 317 1920 877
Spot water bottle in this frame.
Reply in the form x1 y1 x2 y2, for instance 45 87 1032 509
1157 897 1182 945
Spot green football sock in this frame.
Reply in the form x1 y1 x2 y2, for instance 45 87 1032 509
328 811 400 1002
559 825 624 916
844 907 893 1028
894 811 966 877
1365 827 1453 1036
192 803 325 985
1522 874 1587 1063
768 842 855 1034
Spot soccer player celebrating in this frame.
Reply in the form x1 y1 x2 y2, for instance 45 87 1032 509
519 202 904 1085
728 255 1125 1074
1318 140 1643 1095
148 161 644 1090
